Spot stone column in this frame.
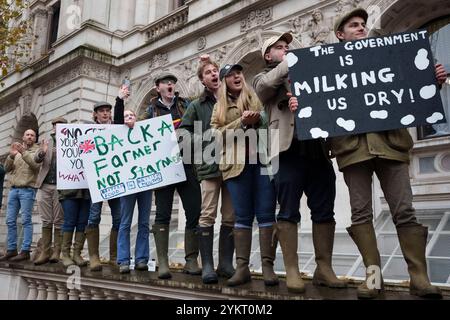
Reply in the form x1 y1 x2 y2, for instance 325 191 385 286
26 279 38 300
56 283 68 300
46 282 58 300
36 281 48 300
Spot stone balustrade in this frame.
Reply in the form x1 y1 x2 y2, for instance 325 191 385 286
1 261 449 300
145 6 189 43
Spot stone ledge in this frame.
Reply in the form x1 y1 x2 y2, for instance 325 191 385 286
1 261 448 300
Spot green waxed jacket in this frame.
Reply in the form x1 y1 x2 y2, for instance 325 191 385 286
179 89 221 182
330 128 414 170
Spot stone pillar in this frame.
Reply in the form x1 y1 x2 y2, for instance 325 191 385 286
91 288 106 300
36 281 48 300
46 282 57 300
68 288 80 300
30 8 49 61
104 290 119 300
79 288 92 300
56 283 68 300
135 0 149 25
26 279 38 300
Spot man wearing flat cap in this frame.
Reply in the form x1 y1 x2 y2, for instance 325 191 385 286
32 117 68 265
141 72 202 280
330 8 446 299
253 32 345 293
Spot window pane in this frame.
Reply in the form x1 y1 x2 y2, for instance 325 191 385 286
429 234 450 257
382 257 409 281
428 258 450 283
377 234 399 255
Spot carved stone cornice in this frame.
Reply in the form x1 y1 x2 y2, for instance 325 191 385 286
240 7 273 32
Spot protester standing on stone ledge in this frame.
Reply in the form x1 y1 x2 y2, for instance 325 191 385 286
211 63 278 287
180 55 236 284
117 108 153 274
33 117 68 265
0 129 40 262
141 72 202 279
253 32 346 294
85 95 126 272
326 8 446 299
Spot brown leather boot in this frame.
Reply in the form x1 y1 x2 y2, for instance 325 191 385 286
227 228 252 287
347 223 384 299
0 249 18 261
9 250 30 262
72 232 88 267
259 226 279 286
312 221 348 288
397 225 442 299
61 231 75 267
86 227 102 271
34 227 52 265
276 221 305 293
49 228 62 263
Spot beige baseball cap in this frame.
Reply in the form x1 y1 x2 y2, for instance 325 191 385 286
333 8 368 34
261 32 293 59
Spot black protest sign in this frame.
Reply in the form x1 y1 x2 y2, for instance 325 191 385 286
287 29 446 140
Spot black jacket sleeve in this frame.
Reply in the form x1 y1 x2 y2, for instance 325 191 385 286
113 97 125 124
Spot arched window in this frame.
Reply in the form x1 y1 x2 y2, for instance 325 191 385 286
417 16 450 139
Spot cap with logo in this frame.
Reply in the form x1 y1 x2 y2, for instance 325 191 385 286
219 64 243 81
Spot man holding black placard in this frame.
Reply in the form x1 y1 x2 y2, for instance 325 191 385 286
329 8 446 299
253 33 346 294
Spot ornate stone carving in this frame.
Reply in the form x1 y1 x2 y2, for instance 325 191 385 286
210 45 229 65
306 9 332 45
42 61 120 94
287 15 304 44
240 7 273 32
148 53 169 71
197 36 207 51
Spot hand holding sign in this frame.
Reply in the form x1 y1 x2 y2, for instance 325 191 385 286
287 92 298 112
435 64 447 86
288 30 446 140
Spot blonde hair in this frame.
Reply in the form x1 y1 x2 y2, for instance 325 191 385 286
124 109 136 117
215 73 260 126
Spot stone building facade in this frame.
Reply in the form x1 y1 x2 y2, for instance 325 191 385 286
0 0 449 285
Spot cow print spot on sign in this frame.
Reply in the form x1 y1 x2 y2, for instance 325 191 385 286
298 107 312 118
401 114 415 126
426 112 444 124
310 128 329 139
420 85 436 100
336 117 355 131
370 110 388 119
286 52 299 68
414 49 430 71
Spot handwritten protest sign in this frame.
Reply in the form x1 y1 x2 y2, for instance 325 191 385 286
80 115 186 203
56 124 106 189
287 30 446 140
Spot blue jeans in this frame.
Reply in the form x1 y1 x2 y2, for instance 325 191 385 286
6 187 36 251
61 199 90 232
88 198 121 230
117 190 152 265
225 164 276 229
